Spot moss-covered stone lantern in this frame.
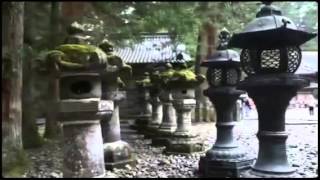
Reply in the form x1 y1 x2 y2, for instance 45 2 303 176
229 2 317 178
46 44 114 178
151 62 205 154
164 65 206 154
198 28 254 178
98 39 136 170
150 63 177 146
147 70 163 133
133 72 153 134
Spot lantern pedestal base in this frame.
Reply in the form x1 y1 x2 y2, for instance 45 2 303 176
133 114 152 134
199 87 253 178
237 73 309 178
198 146 254 178
164 133 204 155
120 120 145 144
143 125 161 139
121 128 146 144
242 168 297 178
151 131 174 147
103 140 136 170
62 120 105 178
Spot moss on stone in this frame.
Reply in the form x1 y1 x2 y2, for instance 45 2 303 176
157 68 206 89
49 44 107 67
55 44 98 54
136 78 152 87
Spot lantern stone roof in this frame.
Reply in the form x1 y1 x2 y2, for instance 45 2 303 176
113 33 192 64
295 51 318 75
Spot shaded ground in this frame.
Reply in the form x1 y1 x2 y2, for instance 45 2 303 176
23 119 318 178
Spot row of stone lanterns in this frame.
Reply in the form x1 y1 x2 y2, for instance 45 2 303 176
132 63 206 154
42 1 316 177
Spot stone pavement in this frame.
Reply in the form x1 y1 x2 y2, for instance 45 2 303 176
243 107 318 124
24 117 318 178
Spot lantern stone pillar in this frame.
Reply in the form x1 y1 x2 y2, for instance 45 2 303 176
134 86 152 133
99 40 136 170
134 73 153 134
198 28 254 177
164 89 204 154
151 90 177 146
198 87 253 177
148 95 163 129
101 82 136 170
239 74 308 177
58 72 113 178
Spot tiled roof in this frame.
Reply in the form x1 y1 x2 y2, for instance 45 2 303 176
295 51 318 75
113 34 192 64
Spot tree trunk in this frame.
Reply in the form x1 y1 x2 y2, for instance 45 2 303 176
49 2 62 48
44 75 61 139
194 20 217 122
22 44 43 149
43 2 63 139
61 2 92 27
2 2 28 177
194 29 203 122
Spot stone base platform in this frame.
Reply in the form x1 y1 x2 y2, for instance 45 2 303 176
241 168 297 178
103 140 136 170
199 156 253 178
164 133 204 155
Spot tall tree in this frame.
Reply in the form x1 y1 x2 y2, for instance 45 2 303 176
22 44 44 148
21 2 44 149
2 2 28 177
43 2 63 139
49 2 62 48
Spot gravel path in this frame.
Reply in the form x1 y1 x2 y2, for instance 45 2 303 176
23 120 318 178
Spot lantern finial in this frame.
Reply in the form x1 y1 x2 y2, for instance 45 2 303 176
256 1 281 17
262 1 273 6
217 28 230 50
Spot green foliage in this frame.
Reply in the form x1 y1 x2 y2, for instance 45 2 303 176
2 148 29 177
56 44 98 54
155 67 205 89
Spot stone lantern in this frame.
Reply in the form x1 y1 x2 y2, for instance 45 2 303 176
228 2 317 178
98 40 136 170
133 72 153 134
198 28 254 177
147 70 163 133
136 70 164 139
164 64 206 154
151 64 178 146
47 44 114 177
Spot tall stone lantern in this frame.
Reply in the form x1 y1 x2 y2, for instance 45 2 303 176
164 64 206 154
135 71 164 138
98 40 136 170
198 29 254 177
133 72 153 134
46 44 114 177
228 2 317 178
151 64 178 146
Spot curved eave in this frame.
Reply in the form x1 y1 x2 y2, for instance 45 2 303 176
229 27 317 49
